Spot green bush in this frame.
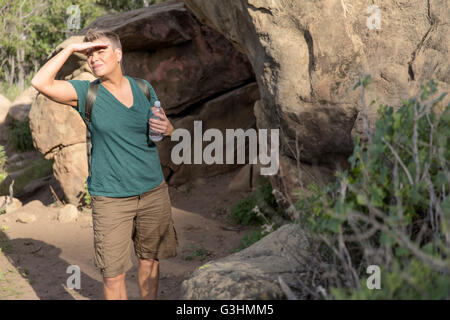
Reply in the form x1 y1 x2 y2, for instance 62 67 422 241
83 181 91 206
227 177 285 251
331 258 450 300
228 196 262 226
293 78 449 299
0 145 7 171
7 118 34 152
228 177 283 226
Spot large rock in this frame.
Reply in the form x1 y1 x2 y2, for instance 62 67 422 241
0 94 11 110
57 204 79 223
30 71 94 161
181 223 309 299
0 94 12 142
10 200 44 223
29 1 257 203
159 82 259 185
8 86 38 122
228 164 252 192
1 86 38 143
85 0 255 115
227 163 263 192
19 174 53 198
183 0 450 208
52 143 90 204
28 71 93 204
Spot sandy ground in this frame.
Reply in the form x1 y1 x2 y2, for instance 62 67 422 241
0 151 255 299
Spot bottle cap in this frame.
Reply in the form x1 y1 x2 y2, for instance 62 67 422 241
154 101 161 108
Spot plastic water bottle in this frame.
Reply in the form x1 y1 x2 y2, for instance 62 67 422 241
149 100 163 142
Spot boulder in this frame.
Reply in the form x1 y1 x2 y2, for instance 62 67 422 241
51 143 89 205
183 0 450 209
29 71 94 161
8 86 38 122
85 0 255 115
0 94 11 111
19 174 53 198
181 223 309 299
159 82 259 185
227 162 264 192
57 204 79 223
0 94 12 141
10 199 44 218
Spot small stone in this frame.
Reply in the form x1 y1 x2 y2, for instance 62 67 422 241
16 212 37 224
57 204 79 223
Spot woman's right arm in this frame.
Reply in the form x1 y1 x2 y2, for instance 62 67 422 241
31 42 108 108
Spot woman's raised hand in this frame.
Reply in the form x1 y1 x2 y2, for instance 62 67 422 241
70 42 109 55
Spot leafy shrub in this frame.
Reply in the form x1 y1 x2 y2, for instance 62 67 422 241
292 78 449 299
331 258 450 300
228 177 283 226
228 195 262 226
7 118 34 152
83 182 91 206
228 177 285 251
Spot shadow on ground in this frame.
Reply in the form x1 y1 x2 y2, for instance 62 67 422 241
0 229 102 300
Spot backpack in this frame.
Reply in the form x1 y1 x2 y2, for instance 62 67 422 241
82 77 151 177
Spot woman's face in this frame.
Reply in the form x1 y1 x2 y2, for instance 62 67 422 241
86 38 121 77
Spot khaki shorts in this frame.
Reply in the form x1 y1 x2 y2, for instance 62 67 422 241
91 179 178 278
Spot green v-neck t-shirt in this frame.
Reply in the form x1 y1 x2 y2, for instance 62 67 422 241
68 75 164 197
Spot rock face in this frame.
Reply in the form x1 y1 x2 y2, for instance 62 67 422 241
8 86 39 122
181 223 309 299
183 0 450 209
0 87 38 143
0 94 12 142
29 0 257 204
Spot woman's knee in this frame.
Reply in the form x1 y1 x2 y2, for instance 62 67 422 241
103 272 126 287
138 258 159 267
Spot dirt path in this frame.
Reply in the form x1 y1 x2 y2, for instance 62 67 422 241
0 153 254 299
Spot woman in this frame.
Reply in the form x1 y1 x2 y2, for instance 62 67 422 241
31 29 178 300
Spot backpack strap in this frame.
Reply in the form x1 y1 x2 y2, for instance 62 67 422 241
85 78 101 127
134 78 151 102
84 78 101 178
